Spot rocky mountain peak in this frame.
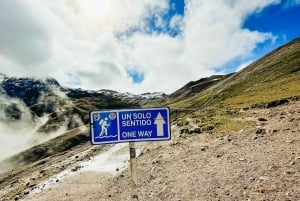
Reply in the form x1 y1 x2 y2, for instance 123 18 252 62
0 76 60 106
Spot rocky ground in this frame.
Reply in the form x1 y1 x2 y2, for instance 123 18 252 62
1 101 299 201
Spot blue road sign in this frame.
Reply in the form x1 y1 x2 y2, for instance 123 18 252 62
89 107 170 145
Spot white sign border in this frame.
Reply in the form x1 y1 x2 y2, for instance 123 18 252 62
89 107 171 145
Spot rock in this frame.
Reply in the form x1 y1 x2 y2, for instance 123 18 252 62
257 189 266 193
206 125 215 131
71 166 81 172
215 153 223 158
152 159 161 164
290 161 296 165
239 157 246 161
266 99 289 108
200 146 207 151
288 118 295 122
191 127 202 134
258 117 268 121
283 170 295 175
248 177 255 182
180 128 189 134
23 190 30 195
259 176 269 181
256 128 267 134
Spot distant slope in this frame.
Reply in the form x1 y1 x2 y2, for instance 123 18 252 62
165 37 300 110
169 74 233 101
213 37 300 108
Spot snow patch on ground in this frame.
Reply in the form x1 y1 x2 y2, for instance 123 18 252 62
81 143 129 174
30 143 144 195
30 169 76 194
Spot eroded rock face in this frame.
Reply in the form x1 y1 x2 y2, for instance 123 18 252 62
3 103 22 120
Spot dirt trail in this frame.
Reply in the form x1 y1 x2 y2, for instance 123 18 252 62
3 101 300 201
21 143 146 201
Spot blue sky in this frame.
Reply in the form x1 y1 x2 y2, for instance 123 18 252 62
241 0 300 70
0 0 299 93
146 0 185 37
152 0 300 74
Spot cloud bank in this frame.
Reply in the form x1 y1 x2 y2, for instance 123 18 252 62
0 0 280 94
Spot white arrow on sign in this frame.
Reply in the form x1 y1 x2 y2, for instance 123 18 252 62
154 112 166 136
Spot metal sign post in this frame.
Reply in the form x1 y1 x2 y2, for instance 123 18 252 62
129 142 138 200
89 107 170 200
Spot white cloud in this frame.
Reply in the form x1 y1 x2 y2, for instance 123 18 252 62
0 96 64 162
0 1 49 68
0 0 280 94
169 14 183 32
236 60 254 72
283 0 300 8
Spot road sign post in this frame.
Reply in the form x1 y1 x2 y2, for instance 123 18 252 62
129 142 138 200
89 107 170 200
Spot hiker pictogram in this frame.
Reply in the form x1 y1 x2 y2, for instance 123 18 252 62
94 112 118 139
98 117 110 137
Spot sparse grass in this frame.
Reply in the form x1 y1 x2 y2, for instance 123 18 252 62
3 183 26 200
189 107 255 133
168 93 213 109
213 115 256 133
221 71 300 108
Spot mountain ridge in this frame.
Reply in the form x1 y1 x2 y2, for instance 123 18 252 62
160 37 300 110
